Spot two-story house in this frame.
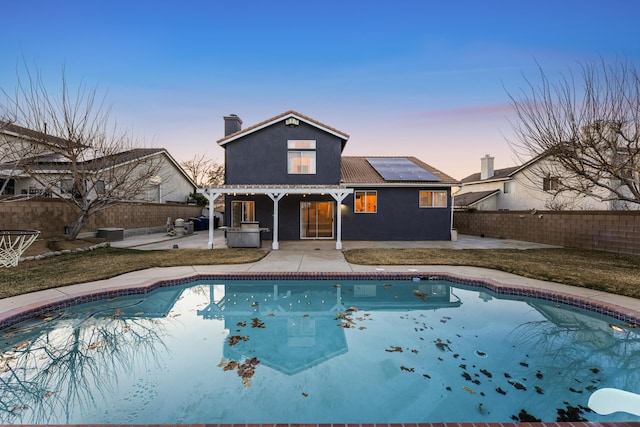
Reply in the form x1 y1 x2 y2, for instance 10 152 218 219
456 154 631 211
0 123 196 203
198 111 458 249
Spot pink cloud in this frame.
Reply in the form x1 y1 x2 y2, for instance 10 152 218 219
410 104 515 119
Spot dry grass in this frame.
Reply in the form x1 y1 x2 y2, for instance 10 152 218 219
0 247 268 299
343 248 640 299
2 246 639 301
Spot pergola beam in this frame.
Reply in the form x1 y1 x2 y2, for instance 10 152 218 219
197 185 354 250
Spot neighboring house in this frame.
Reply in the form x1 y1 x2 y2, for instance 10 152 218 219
198 110 458 249
0 123 196 203
456 154 620 211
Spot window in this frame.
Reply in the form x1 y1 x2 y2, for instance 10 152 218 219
0 179 15 195
419 190 447 208
288 140 316 174
60 179 74 194
543 176 559 191
231 201 255 227
503 182 515 194
288 140 316 149
61 179 84 198
354 190 377 213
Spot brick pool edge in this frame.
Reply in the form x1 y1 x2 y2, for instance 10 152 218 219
1 271 639 330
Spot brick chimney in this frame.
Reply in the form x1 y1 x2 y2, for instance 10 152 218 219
224 114 243 136
480 154 494 180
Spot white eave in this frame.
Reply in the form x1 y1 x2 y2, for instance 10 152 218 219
217 112 349 146
343 182 456 188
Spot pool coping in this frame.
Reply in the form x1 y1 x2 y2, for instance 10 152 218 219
2 271 639 330
2 271 640 427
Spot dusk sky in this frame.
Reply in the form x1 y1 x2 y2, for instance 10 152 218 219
2 0 639 180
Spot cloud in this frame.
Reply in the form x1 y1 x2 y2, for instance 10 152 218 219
410 104 515 119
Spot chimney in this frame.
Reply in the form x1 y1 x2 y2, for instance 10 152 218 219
480 154 494 180
224 114 243 136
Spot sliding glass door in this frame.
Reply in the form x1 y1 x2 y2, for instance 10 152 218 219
300 201 334 239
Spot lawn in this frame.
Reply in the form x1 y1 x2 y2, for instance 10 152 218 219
343 247 640 299
0 247 268 299
1 246 639 300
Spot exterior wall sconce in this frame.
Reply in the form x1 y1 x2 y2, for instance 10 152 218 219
285 117 300 127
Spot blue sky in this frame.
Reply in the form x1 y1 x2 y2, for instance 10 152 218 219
2 0 639 179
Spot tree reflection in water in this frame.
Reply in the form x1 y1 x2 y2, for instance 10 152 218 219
0 299 170 424
507 302 640 394
1 280 639 424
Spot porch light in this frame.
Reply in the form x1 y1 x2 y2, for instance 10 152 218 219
285 117 300 127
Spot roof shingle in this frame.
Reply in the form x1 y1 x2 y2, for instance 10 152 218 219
341 156 458 185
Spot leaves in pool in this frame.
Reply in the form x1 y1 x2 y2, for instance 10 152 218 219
228 335 249 347
218 357 261 389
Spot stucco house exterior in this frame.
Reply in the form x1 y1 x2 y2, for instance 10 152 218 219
455 154 626 211
0 123 196 203
198 110 458 249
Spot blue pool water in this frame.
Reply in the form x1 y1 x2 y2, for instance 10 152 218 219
0 279 639 424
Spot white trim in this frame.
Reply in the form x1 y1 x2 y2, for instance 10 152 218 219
345 182 456 188
197 185 354 250
354 190 377 213
300 201 334 240
217 112 349 146
418 190 448 208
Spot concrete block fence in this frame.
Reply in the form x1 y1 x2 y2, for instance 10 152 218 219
454 210 640 255
0 198 203 239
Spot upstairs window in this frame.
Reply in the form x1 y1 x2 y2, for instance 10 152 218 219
543 176 559 191
503 182 515 194
288 140 316 174
419 190 447 208
355 190 377 213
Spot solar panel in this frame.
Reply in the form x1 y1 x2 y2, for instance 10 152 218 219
366 158 441 181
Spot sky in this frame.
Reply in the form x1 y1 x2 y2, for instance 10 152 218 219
2 0 640 180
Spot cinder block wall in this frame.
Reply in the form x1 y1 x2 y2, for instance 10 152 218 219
0 198 203 238
454 210 640 255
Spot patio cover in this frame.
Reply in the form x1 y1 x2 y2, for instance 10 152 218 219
197 185 354 250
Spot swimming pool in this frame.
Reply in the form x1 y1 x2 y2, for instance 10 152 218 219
0 273 639 424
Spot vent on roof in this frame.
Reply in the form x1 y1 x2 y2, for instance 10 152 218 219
366 158 440 181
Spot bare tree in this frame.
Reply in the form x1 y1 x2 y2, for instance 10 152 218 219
180 154 224 187
508 59 640 209
0 65 163 239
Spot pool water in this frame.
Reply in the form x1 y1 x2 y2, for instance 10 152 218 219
1 279 639 424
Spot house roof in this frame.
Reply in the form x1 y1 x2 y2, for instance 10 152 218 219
3 148 166 171
454 190 500 208
461 152 551 184
0 122 84 149
1 148 198 189
217 110 350 146
460 165 520 184
341 156 459 185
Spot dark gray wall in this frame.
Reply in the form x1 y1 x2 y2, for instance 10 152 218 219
224 120 344 185
225 194 335 241
341 187 452 240
226 188 452 241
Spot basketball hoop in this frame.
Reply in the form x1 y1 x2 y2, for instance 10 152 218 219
0 230 41 268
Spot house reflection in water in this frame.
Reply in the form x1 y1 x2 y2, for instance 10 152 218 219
196 280 462 375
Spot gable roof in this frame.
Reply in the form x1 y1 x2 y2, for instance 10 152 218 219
1 148 197 189
454 190 500 208
4 148 166 171
217 110 350 146
341 156 458 185
460 165 520 184
460 153 550 184
0 122 84 150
